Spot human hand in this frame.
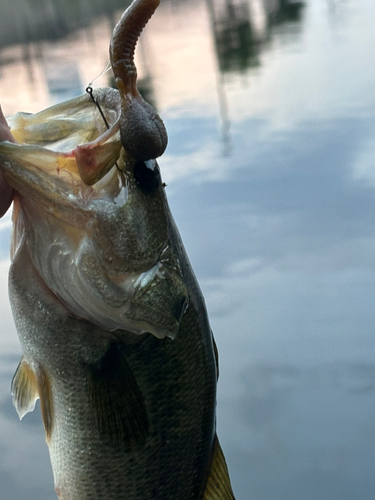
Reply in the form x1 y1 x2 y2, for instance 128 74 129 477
0 105 15 217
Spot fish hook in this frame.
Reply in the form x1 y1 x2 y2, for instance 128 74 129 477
86 85 122 173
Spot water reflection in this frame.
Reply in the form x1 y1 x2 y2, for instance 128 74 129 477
0 0 130 47
203 0 305 153
1 0 375 498
206 0 305 73
224 361 375 499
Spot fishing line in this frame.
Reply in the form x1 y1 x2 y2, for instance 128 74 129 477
86 86 111 129
86 60 113 125
87 61 112 88
85 83 122 173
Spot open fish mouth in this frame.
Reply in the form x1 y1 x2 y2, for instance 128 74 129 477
0 34 186 341
0 0 189 341
2 88 123 193
0 93 188 339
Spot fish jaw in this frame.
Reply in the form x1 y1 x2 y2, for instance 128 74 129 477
2 88 123 193
0 89 187 340
0 0 182 339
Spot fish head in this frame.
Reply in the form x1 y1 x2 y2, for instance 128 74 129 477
0 0 190 341
0 86 187 340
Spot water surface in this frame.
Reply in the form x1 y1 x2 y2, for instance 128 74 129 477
1 0 375 498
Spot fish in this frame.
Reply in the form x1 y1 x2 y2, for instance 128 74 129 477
0 0 235 498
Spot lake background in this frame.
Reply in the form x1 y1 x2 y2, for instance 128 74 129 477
1 0 375 498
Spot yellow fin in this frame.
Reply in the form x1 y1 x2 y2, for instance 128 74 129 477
85 341 149 451
12 358 54 441
35 365 54 443
11 357 39 420
203 435 236 500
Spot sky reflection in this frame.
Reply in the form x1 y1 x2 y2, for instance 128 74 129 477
1 0 375 498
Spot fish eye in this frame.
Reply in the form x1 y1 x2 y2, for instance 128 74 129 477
133 159 160 194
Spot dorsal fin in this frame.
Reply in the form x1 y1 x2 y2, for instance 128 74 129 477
84 341 149 451
11 357 39 420
203 435 236 500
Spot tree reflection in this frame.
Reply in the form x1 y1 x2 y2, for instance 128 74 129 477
0 0 131 47
206 0 305 74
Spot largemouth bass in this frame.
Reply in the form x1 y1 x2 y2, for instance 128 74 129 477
0 0 235 498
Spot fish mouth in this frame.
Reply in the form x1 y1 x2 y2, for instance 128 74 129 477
0 0 187 341
1 88 124 196
0 90 188 341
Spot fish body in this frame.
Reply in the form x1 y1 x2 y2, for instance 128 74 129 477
0 0 235 498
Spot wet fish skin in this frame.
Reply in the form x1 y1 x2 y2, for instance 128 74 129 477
0 0 235 498
9 230 218 499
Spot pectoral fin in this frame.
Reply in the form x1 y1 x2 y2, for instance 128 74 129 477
12 358 54 442
35 364 54 442
85 341 149 451
11 357 39 420
203 435 236 500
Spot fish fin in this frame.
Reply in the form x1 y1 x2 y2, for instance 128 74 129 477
11 359 53 441
11 357 39 420
202 435 236 500
85 341 149 451
35 365 54 442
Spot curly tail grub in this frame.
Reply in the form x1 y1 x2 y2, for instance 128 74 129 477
109 0 168 161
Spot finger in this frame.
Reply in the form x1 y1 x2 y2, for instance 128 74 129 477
0 104 15 216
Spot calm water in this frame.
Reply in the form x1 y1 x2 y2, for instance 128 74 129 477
1 0 375 498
